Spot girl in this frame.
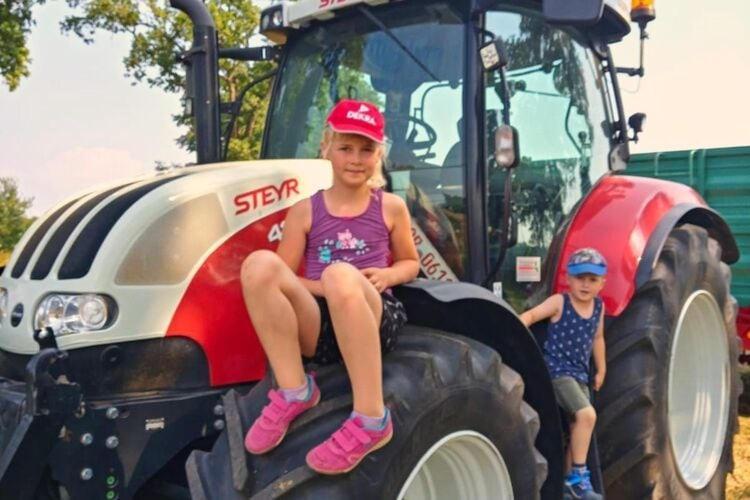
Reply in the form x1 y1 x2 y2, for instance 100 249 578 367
240 99 420 475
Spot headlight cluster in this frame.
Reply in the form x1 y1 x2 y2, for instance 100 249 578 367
259 4 287 44
34 294 113 336
0 288 8 325
260 6 284 31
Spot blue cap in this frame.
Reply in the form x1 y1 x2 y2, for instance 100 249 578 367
567 248 607 276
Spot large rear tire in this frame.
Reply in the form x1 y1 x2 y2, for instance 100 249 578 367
186 327 547 499
596 224 740 499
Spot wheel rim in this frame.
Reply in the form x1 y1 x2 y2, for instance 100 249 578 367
397 431 513 500
668 290 731 490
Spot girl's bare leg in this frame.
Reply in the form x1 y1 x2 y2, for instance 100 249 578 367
241 250 321 389
321 262 384 417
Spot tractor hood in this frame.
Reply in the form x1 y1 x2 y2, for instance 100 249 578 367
0 160 332 354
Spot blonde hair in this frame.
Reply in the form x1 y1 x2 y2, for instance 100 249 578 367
320 126 387 189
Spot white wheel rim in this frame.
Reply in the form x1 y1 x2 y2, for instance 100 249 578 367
668 290 731 490
397 431 513 500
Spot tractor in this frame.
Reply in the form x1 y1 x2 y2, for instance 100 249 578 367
0 0 740 498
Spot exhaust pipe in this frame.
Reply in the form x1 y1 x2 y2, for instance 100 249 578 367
170 0 222 164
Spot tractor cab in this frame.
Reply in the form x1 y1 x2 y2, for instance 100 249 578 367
260 0 630 311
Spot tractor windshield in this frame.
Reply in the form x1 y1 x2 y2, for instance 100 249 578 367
484 10 612 311
264 2 613 292
264 1 471 278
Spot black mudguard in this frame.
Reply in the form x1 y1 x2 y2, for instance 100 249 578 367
394 279 565 500
635 203 739 289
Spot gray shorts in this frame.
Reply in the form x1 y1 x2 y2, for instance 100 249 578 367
552 376 592 415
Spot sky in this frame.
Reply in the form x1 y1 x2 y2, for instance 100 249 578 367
1 0 749 216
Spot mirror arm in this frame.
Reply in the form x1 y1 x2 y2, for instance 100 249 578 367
615 22 648 77
498 67 512 126
482 169 515 288
218 46 281 62
616 66 644 77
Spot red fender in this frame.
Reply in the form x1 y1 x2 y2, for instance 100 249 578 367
166 210 287 387
553 174 705 317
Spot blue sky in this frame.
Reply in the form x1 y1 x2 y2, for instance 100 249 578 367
1 0 748 216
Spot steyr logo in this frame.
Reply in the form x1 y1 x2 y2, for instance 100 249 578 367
318 0 346 8
234 178 300 215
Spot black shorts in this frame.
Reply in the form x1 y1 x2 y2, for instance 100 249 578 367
304 293 408 365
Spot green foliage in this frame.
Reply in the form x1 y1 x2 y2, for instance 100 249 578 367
0 0 45 91
59 0 273 159
0 178 34 252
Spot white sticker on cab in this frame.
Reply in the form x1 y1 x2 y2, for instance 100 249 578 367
516 256 541 282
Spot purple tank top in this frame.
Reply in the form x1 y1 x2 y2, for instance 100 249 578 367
304 189 391 280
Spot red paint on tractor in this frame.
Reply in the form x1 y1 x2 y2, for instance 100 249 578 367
553 174 705 317
166 210 289 386
737 306 750 352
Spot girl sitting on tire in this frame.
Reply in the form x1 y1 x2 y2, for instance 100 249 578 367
240 99 420 475
520 248 607 500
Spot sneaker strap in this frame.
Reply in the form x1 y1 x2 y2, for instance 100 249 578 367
261 390 290 423
331 420 372 452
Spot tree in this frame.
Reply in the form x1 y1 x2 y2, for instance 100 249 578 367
0 0 45 91
60 0 273 160
0 178 34 253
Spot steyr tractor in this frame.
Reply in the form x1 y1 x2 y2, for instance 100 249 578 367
0 0 741 498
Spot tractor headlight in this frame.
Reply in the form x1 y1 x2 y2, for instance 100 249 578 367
34 294 114 335
0 288 8 325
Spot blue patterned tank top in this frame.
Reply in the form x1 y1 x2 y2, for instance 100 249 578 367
543 294 603 384
304 189 391 280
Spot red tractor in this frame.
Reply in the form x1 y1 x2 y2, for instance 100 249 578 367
0 0 740 498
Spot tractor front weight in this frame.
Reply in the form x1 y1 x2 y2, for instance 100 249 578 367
0 346 227 500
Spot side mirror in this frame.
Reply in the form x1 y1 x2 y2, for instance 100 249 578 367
628 112 647 142
543 0 604 25
479 38 508 72
494 125 520 169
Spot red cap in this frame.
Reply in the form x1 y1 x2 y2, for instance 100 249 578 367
326 99 385 143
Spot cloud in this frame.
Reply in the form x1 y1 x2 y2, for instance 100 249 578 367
15 147 151 216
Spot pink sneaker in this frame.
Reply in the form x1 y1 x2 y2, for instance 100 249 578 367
306 413 393 475
245 380 321 455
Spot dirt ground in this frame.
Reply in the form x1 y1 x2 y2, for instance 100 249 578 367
727 370 750 499
727 416 750 499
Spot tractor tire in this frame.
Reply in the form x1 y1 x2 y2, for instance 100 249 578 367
186 327 547 499
596 224 740 499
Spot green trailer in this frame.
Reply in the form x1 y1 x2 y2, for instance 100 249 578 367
628 146 750 352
